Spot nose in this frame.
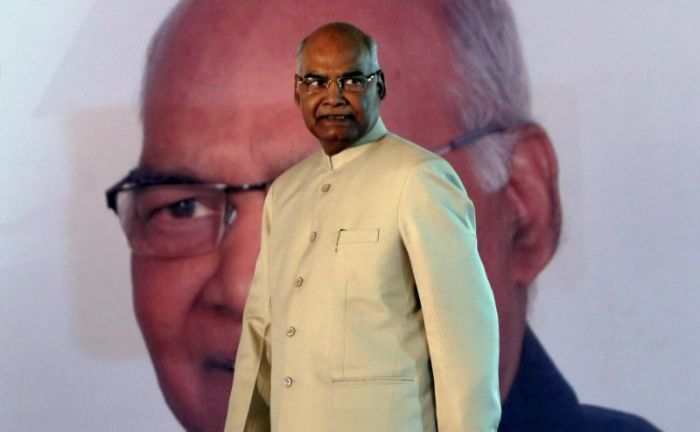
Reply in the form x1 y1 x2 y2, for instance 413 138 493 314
323 79 347 104
199 193 265 316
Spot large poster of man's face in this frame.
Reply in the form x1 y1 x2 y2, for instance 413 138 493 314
3 1 698 430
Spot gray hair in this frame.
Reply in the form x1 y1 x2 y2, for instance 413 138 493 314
441 0 532 191
295 22 380 74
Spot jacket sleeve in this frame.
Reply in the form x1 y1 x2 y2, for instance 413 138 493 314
398 158 501 431
224 184 274 432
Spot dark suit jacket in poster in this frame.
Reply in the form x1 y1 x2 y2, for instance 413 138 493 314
500 327 660 432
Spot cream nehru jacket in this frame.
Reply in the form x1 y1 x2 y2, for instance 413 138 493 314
225 119 500 432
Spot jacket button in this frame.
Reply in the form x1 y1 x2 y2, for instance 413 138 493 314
286 326 296 337
309 231 317 241
295 276 304 287
282 376 293 387
321 183 331 192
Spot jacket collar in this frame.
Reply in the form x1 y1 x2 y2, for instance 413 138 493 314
326 117 387 170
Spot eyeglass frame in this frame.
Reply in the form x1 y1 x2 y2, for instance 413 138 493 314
105 123 506 215
105 168 271 215
295 69 383 94
105 123 506 256
433 122 508 156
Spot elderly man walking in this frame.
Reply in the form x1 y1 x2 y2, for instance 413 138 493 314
224 22 500 432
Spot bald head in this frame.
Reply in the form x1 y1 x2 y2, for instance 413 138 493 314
142 0 530 188
296 22 379 73
140 1 459 183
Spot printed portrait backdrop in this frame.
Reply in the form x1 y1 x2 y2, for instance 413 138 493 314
2 0 698 430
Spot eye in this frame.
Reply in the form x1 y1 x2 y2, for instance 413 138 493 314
121 185 230 257
343 77 363 85
306 77 328 89
342 76 366 91
163 198 208 219
132 186 224 225
147 196 219 222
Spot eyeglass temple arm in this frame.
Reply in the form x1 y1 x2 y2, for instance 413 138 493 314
434 123 507 155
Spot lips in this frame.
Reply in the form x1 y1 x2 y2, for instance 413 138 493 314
317 114 354 121
203 355 235 374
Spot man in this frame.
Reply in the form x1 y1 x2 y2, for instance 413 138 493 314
106 0 659 430
224 22 500 431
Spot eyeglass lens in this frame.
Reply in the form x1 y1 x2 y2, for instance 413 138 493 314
116 184 230 258
300 73 374 94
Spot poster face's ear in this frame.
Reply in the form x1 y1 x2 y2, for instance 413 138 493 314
376 70 386 100
504 123 562 288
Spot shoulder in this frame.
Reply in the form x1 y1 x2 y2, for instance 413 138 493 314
275 149 323 183
502 328 661 432
390 134 473 223
501 403 662 432
375 133 459 183
576 405 661 432
266 149 324 202
376 133 442 165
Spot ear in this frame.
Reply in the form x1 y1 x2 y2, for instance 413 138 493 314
294 75 301 105
376 70 386 100
505 123 562 289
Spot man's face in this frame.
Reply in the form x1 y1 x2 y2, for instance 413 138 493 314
295 31 383 155
131 3 525 431
133 16 316 429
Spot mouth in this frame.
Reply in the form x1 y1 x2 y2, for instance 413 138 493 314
202 356 235 374
317 114 354 122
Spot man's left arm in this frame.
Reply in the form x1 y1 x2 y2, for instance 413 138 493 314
398 158 501 431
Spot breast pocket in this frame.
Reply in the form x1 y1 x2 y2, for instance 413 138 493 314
337 228 380 245
335 227 383 283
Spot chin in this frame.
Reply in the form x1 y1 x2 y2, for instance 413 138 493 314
313 127 360 146
157 361 233 432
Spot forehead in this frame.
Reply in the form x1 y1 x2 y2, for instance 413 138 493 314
140 0 464 182
141 103 314 185
299 30 372 75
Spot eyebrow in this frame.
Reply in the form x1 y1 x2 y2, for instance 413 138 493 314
125 167 204 185
125 166 276 194
303 69 366 79
340 70 366 77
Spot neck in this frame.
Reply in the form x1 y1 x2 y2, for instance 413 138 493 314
320 116 387 155
499 290 529 400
